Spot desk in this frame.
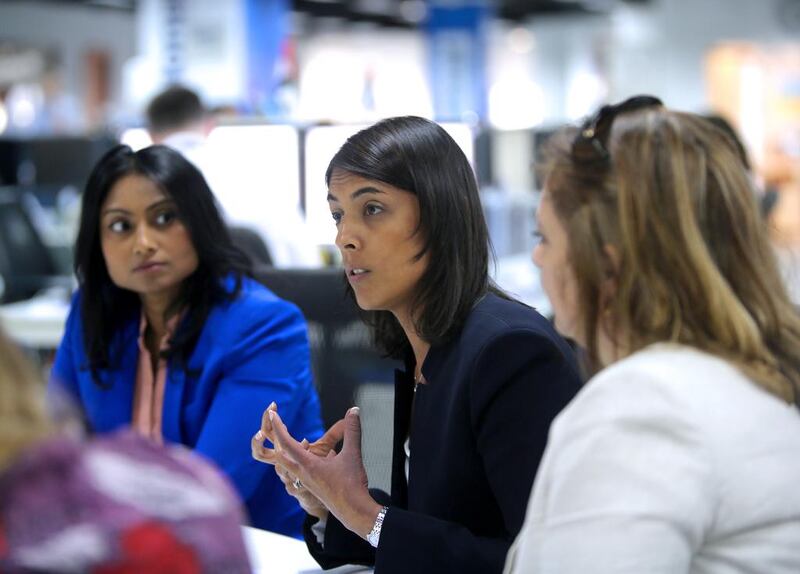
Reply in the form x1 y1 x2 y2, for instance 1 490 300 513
0 288 69 349
242 526 372 574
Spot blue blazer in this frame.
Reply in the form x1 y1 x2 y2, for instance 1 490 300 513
50 276 323 538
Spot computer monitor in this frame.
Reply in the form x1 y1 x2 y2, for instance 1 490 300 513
303 124 368 246
119 125 302 217
205 124 301 215
0 136 117 200
0 188 58 303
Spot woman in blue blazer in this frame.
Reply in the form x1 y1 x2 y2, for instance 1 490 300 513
253 117 582 572
50 144 323 538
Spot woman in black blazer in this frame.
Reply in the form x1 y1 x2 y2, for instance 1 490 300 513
253 116 581 573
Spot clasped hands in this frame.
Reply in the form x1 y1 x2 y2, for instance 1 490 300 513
251 402 382 539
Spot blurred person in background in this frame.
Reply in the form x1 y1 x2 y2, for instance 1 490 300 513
761 134 800 306
0 328 251 572
253 116 581 574
506 96 800 573
49 144 323 537
146 84 322 268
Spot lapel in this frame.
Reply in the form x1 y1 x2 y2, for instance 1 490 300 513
88 319 139 429
161 362 187 443
160 310 197 444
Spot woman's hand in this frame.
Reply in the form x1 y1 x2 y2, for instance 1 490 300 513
269 406 382 539
273 439 331 521
252 402 346 463
251 403 347 522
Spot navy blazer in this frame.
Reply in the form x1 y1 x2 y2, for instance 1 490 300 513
50 276 323 537
305 292 582 573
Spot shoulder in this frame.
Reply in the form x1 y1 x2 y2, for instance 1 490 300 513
582 344 753 410
199 276 309 364
210 275 306 329
62 288 83 327
550 344 747 446
573 344 800 443
461 293 576 367
452 294 581 408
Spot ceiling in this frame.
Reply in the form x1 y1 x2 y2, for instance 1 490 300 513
35 0 653 27
295 0 653 28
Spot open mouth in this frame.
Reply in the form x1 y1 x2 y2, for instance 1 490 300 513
134 262 166 273
346 268 371 282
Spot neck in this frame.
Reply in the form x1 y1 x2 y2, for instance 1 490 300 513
595 321 625 369
394 310 430 381
141 291 180 339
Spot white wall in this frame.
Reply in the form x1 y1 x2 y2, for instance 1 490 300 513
524 0 798 122
297 26 432 122
131 0 249 113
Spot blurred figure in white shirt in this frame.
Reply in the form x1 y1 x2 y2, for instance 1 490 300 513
146 85 322 268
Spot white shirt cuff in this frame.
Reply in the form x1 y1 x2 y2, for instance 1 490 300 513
311 517 327 546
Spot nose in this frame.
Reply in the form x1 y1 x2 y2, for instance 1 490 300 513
335 219 361 253
133 224 157 255
532 243 543 268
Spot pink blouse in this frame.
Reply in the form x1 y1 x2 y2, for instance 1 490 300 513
131 311 182 443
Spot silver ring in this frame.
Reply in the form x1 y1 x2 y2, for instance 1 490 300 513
293 477 303 489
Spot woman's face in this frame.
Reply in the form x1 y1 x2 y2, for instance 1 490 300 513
328 170 429 321
532 191 582 344
100 174 199 306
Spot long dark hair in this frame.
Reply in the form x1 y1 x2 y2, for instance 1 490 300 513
74 144 251 386
326 116 503 358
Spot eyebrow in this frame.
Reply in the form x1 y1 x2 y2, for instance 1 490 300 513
327 186 385 203
102 198 175 217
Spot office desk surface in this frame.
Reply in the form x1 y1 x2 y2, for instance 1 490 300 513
243 526 372 574
0 288 69 348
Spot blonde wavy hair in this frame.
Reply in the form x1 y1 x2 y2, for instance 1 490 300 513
0 330 51 467
543 106 800 404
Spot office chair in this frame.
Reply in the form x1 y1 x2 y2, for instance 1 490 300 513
0 188 63 303
253 266 399 491
228 225 273 267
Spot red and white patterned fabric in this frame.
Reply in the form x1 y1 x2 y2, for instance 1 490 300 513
0 431 251 573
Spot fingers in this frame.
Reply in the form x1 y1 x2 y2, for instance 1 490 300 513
252 401 278 464
317 418 346 448
340 406 363 460
269 410 308 477
275 464 300 492
259 401 278 440
251 429 277 465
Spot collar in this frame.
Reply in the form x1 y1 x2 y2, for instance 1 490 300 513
137 309 185 353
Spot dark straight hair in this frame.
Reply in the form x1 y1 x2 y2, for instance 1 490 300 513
326 116 505 358
74 144 251 386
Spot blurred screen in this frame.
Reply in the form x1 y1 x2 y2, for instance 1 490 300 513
120 125 301 218
303 124 367 245
119 128 152 151
205 124 301 215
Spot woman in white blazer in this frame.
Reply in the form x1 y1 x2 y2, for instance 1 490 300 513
506 96 800 574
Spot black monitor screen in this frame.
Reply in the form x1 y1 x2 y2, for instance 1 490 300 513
0 189 56 302
0 136 116 190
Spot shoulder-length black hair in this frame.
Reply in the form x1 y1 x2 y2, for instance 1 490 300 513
74 144 251 386
326 116 503 358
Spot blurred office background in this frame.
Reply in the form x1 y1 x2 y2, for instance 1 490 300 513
3 0 800 492
1 0 800 325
